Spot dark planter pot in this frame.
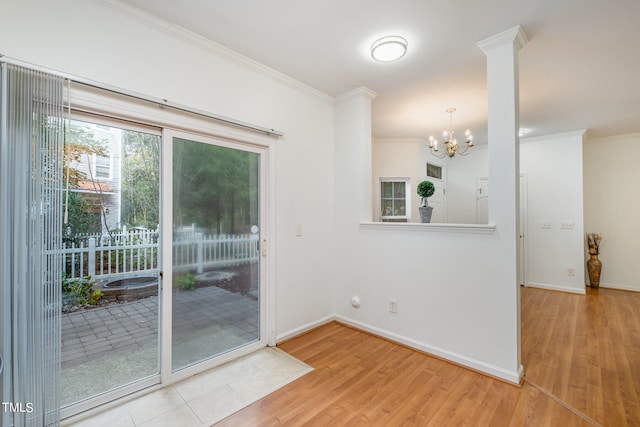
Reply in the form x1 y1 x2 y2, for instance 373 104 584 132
419 206 433 223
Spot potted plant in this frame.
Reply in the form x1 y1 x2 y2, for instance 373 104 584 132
417 180 435 223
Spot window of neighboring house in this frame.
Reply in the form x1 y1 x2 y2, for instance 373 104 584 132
92 153 113 180
380 178 410 222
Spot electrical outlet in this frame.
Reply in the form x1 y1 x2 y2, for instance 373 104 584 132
567 267 576 276
560 221 574 230
295 224 303 237
389 299 398 313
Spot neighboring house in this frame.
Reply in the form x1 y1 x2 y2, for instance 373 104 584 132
68 120 122 235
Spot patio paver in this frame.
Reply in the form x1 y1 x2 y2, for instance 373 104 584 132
61 285 259 406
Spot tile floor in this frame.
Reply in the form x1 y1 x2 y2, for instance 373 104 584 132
65 347 313 427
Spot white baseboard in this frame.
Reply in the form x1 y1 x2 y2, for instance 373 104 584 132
599 282 640 292
525 282 585 295
276 314 335 344
334 315 523 385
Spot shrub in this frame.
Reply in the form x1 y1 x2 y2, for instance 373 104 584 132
62 274 100 306
175 272 198 290
89 289 103 305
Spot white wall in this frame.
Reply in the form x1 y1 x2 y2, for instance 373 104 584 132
1 0 336 338
336 90 521 384
584 132 640 292
520 131 586 293
372 138 421 222
446 146 489 224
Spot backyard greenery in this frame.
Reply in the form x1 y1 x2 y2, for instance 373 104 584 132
175 272 198 291
62 275 102 307
63 123 109 240
173 138 259 235
121 131 160 229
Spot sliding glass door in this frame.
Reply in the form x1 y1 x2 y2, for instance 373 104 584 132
169 133 263 372
61 117 161 409
3 64 271 421
61 125 267 412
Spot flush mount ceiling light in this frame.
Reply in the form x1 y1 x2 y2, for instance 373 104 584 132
370 36 408 62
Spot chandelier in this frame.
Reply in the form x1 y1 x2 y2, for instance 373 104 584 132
428 108 474 159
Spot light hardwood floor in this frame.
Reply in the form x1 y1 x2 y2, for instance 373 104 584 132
521 286 640 427
217 287 639 426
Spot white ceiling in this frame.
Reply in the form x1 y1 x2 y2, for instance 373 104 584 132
116 0 640 143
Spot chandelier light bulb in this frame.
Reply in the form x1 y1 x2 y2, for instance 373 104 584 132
428 135 438 150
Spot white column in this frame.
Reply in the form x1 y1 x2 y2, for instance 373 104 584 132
334 87 377 224
478 26 528 228
478 25 528 377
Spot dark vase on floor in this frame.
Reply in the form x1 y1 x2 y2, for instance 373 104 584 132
587 254 602 288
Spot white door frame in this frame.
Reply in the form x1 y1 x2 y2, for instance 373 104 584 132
59 83 278 417
519 173 528 286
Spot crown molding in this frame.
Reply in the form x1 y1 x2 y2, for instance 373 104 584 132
334 86 378 104
372 137 423 144
520 129 587 144
478 25 529 53
92 0 334 104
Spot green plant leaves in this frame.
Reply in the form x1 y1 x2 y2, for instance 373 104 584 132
417 181 435 198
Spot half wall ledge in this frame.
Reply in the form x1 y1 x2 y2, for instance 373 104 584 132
359 222 496 235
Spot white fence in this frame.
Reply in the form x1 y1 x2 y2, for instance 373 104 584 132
63 230 259 281
69 226 159 247
173 233 259 274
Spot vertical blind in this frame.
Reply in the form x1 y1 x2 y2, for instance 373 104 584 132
1 63 64 426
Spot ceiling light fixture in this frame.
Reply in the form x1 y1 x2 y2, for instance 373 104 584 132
370 36 408 62
428 108 474 159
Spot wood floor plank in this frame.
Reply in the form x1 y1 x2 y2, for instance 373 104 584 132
216 286 639 426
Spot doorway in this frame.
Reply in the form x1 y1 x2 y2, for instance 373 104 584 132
475 175 528 285
476 177 489 224
426 161 446 222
